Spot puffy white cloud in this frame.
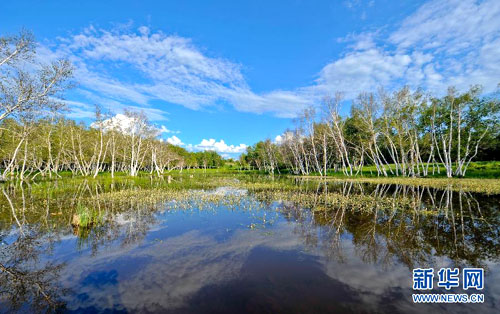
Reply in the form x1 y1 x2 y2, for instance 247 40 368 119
274 132 295 144
162 136 247 154
274 135 284 144
273 131 296 144
166 135 184 146
192 139 248 154
91 113 136 133
91 113 178 138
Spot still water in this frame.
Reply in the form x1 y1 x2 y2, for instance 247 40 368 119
0 176 499 313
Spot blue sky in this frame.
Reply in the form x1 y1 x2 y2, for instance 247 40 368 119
2 0 499 157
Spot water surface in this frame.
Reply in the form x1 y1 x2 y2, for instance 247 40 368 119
0 176 499 313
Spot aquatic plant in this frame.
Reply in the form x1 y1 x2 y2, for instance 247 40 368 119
303 177 500 194
71 203 103 228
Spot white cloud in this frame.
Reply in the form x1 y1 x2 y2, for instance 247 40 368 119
91 113 136 133
274 135 284 144
45 26 310 119
166 135 184 146
92 113 177 138
389 0 500 53
274 131 297 144
316 48 412 98
159 125 180 134
191 139 248 154
58 89 170 122
163 135 247 154
317 0 500 96
227 88 313 118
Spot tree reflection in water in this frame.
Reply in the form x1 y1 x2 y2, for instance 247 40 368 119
0 227 68 312
0 177 498 312
271 180 500 270
0 181 161 312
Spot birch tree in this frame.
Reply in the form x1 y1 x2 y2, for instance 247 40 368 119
0 31 73 124
324 93 354 176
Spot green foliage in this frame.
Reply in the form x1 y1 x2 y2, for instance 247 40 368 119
193 150 225 168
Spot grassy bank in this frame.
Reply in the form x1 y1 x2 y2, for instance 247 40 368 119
323 161 500 179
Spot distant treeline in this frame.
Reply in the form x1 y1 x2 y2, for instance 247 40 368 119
0 113 225 180
241 86 500 177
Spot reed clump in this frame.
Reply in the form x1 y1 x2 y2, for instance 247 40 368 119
71 203 104 228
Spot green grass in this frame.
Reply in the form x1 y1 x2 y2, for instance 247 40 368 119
321 161 500 179
73 203 104 228
458 161 500 178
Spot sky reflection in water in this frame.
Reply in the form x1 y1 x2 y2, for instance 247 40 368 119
0 182 499 313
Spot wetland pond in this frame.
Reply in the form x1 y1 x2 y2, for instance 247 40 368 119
0 174 499 313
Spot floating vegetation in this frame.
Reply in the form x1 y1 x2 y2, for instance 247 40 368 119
302 177 500 195
95 187 257 212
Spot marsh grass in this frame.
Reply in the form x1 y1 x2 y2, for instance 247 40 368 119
72 203 104 228
322 161 500 179
1 172 498 240
302 177 500 194
94 187 266 214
